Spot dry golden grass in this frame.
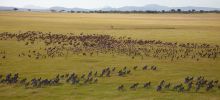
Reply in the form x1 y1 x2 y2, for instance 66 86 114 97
0 12 220 100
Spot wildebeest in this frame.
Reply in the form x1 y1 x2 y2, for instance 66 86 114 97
133 66 138 70
164 83 171 89
118 85 124 91
143 82 151 88
130 83 139 90
156 85 162 91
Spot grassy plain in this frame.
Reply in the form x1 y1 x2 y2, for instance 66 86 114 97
0 12 220 100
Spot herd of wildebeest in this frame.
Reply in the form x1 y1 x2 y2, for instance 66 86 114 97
0 31 219 61
0 65 219 93
118 75 220 92
0 66 158 88
0 31 219 93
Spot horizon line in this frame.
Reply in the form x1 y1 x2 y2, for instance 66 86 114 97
0 4 220 9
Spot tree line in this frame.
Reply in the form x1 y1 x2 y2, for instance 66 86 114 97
64 9 220 14
12 7 220 13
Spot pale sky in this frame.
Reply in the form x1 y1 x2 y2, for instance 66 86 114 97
0 0 220 9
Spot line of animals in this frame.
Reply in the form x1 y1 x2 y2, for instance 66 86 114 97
118 76 220 93
0 65 157 88
0 31 219 61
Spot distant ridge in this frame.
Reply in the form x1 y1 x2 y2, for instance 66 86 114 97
50 6 89 11
0 4 220 11
100 4 220 11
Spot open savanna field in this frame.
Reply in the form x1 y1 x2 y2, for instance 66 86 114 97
0 12 220 100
